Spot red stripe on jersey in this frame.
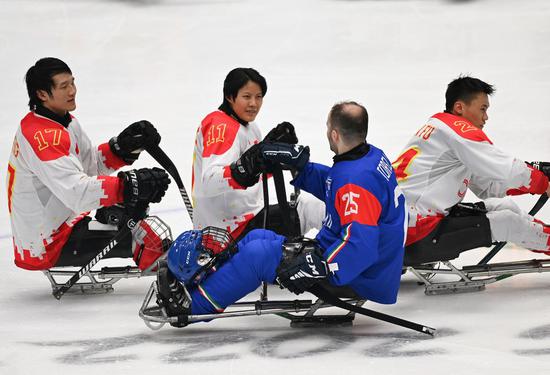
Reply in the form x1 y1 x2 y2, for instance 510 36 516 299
13 218 84 270
506 166 549 196
334 184 381 226
98 142 126 169
21 112 71 161
98 176 124 206
432 112 493 145
223 165 246 190
7 163 15 214
229 213 256 240
201 112 240 158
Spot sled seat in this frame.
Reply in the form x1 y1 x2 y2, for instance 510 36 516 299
44 216 172 296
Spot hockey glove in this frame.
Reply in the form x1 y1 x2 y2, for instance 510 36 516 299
260 142 310 172
95 204 126 227
229 143 265 188
119 168 171 210
264 122 298 144
110 120 161 164
531 161 550 179
276 241 329 295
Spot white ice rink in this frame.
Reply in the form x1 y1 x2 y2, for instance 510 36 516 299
1 0 550 373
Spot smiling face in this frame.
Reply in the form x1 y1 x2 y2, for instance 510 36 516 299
452 92 490 130
227 81 263 123
37 72 77 116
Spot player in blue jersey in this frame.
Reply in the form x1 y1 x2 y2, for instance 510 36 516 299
155 101 407 326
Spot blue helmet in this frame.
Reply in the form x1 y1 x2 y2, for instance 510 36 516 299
167 227 235 286
167 230 213 286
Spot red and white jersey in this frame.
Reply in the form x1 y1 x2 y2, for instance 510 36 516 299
393 112 549 245
192 110 263 238
6 111 126 270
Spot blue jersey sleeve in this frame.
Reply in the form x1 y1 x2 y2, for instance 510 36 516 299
291 161 330 201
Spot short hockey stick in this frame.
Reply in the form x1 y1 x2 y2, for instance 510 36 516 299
477 193 548 265
53 215 139 300
146 144 194 222
260 174 270 301
309 284 436 336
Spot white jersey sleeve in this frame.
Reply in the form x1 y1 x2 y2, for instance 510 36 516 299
445 125 530 198
74 121 126 177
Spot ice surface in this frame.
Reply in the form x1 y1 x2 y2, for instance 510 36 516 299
0 0 549 373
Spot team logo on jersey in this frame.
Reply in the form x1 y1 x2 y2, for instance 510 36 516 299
377 156 392 182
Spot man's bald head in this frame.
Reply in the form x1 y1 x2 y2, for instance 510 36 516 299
327 101 369 144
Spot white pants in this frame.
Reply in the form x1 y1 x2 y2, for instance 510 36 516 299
485 197 549 252
296 192 325 236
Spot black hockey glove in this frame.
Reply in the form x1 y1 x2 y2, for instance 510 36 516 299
276 240 329 295
531 161 550 179
95 204 127 227
264 122 298 144
109 120 161 164
260 142 310 172
230 143 265 188
118 168 170 211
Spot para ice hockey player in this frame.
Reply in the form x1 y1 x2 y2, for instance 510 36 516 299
393 76 550 264
191 67 324 240
6 57 171 271
154 101 407 326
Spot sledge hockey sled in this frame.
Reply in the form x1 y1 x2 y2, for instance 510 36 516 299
405 194 550 295
139 280 366 330
44 216 172 296
139 272 434 335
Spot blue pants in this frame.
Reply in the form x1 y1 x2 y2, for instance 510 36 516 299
190 229 286 314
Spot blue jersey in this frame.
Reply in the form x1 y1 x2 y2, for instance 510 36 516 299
292 143 407 304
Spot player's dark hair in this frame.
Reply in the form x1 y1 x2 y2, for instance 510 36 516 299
445 76 494 113
25 57 72 110
328 101 369 143
219 68 267 123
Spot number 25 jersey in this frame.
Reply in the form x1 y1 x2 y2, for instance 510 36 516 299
292 143 407 304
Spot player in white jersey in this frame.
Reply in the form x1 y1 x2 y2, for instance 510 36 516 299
6 57 171 271
393 76 550 264
192 68 324 240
